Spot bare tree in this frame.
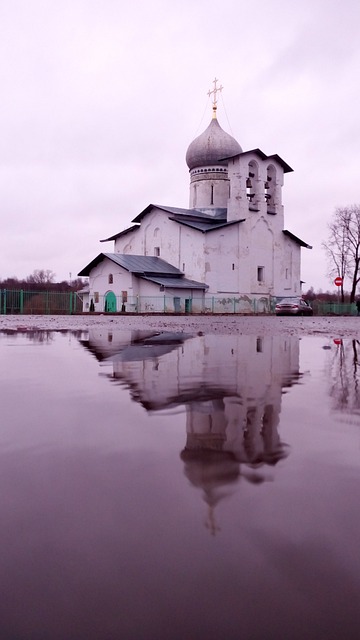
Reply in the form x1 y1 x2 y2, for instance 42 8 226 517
26 269 56 285
323 205 360 303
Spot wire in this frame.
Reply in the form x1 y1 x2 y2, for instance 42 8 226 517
192 96 211 137
220 92 235 136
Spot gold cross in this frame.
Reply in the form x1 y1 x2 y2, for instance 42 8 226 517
207 78 223 116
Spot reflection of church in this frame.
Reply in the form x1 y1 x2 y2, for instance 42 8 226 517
80 329 301 533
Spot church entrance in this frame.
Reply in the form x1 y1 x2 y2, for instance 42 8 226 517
104 291 117 312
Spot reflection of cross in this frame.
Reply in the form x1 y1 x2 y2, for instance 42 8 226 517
207 78 223 115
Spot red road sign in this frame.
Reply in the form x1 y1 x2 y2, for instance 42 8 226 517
334 276 343 286
333 338 342 345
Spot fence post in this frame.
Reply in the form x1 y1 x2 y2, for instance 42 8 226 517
233 297 236 313
20 290 24 314
3 289 6 315
69 291 73 315
163 295 166 313
212 297 214 313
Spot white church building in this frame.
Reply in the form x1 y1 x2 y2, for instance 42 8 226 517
78 80 311 314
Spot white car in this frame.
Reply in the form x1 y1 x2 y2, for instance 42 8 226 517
275 298 313 316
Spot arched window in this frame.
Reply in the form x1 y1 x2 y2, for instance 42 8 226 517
246 160 259 211
108 273 113 284
266 165 276 213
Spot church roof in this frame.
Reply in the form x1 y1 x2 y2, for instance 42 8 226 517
169 216 244 233
186 117 242 170
142 275 208 289
131 204 225 224
78 253 182 276
223 148 293 173
100 224 139 243
77 253 208 289
283 230 312 249
101 205 243 241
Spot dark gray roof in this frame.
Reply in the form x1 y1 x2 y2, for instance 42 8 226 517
100 224 140 243
222 148 293 173
132 204 228 224
170 217 244 233
283 230 312 249
100 205 230 242
78 253 207 289
105 253 183 274
78 253 183 277
142 276 208 290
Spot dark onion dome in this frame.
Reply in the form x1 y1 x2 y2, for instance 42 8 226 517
186 117 242 170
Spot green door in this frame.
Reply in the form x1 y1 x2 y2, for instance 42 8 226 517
105 291 117 312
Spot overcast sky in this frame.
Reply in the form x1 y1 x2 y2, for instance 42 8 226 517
1 0 359 290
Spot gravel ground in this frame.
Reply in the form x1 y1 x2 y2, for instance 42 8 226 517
1 313 360 337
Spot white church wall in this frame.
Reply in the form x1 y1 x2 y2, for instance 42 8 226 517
113 227 141 254
278 237 301 296
89 258 133 311
178 227 205 281
248 217 275 295
204 225 240 294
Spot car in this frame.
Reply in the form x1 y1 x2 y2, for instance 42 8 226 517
275 297 313 316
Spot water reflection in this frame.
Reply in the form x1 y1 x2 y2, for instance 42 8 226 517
80 330 302 533
327 338 360 417
1 330 360 639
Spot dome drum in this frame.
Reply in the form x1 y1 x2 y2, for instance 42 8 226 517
190 166 228 183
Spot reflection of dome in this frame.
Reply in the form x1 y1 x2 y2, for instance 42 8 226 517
180 449 240 489
186 117 242 171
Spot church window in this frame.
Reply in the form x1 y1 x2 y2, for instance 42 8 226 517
210 184 214 205
256 337 263 353
232 263 235 270
257 266 264 282
108 273 113 284
266 165 276 213
247 161 259 210
182 263 185 271
154 247 160 256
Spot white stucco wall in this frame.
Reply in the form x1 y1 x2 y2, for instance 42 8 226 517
86 140 305 306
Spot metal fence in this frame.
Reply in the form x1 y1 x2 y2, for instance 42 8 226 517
89 294 276 314
1 289 359 315
0 289 82 315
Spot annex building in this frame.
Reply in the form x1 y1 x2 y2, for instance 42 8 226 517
78 80 311 313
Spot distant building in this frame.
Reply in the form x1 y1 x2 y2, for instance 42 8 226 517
78 79 311 313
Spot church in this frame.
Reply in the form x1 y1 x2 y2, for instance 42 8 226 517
78 80 311 313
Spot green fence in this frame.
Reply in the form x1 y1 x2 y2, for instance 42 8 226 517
88 293 276 315
1 290 359 316
311 301 358 316
0 290 83 315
